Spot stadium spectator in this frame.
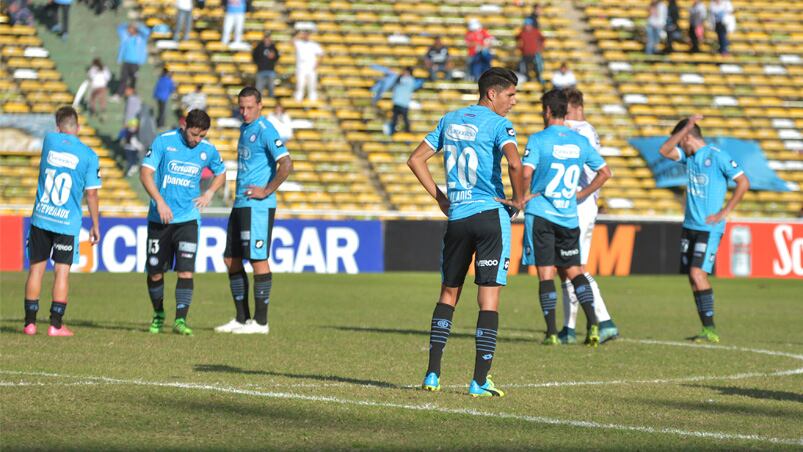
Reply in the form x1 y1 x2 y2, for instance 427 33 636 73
7 0 34 26
153 68 176 128
122 118 144 176
50 0 71 40
516 18 546 84
267 102 293 141
664 0 681 53
688 0 707 53
527 3 542 29
465 19 493 81
181 84 207 115
123 85 142 127
115 22 150 97
22 106 101 337
293 30 324 102
87 58 111 121
389 67 415 135
710 0 734 55
221 0 247 47
551 62 576 90
173 0 193 41
423 36 451 81
253 33 280 97
646 0 667 55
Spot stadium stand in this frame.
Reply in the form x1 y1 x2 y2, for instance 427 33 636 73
0 13 140 216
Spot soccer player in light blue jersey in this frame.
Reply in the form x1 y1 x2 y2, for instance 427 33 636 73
216 87 293 335
23 106 101 337
408 68 527 397
659 115 749 343
139 109 226 336
521 89 612 346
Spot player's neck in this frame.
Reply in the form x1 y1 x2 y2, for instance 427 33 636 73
477 99 495 113
547 118 566 127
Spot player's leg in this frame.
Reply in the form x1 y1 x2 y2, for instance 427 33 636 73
23 226 52 334
577 201 617 342
557 267 578 344
46 232 78 336
232 207 274 335
468 208 508 397
560 226 599 347
422 218 470 391
533 216 559 343
145 222 170 333
688 230 720 343
172 221 199 336
220 207 250 332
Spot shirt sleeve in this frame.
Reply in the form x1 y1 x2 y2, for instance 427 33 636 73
522 134 538 169
675 146 687 164
141 136 162 171
85 152 102 190
208 146 226 176
584 144 607 171
423 116 444 152
716 149 744 180
495 118 517 151
263 124 289 161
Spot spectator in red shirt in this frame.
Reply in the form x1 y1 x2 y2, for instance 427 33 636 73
465 19 493 81
516 18 546 84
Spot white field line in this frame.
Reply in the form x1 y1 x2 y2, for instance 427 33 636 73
0 369 800 447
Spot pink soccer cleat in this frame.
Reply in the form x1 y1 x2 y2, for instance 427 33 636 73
47 325 74 337
23 323 37 335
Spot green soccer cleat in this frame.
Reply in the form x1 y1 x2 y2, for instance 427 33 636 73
586 324 599 348
469 375 505 398
172 318 193 336
149 311 165 334
542 334 559 346
692 327 719 343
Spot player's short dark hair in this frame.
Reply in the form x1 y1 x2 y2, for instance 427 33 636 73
564 88 584 107
185 109 211 130
478 67 518 99
55 106 78 130
541 88 568 119
238 86 262 103
672 118 703 139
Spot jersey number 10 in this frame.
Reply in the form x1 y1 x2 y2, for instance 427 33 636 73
40 168 73 206
444 145 478 190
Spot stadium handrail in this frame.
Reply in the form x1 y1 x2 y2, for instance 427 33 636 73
2 204 801 223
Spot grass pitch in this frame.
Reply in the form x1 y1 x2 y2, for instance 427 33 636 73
1 272 802 450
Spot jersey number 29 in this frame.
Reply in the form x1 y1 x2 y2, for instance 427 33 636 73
545 162 581 200
444 145 478 190
40 168 72 206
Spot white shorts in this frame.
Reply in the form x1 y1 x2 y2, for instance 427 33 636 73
577 198 598 265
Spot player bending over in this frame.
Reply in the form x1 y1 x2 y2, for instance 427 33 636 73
659 115 749 343
215 87 293 335
23 106 101 336
408 68 527 397
140 110 226 336
555 88 618 345
521 89 612 346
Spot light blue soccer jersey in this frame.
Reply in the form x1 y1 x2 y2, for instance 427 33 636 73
424 104 517 221
677 145 743 234
31 132 102 236
234 116 290 209
522 125 606 229
142 129 225 224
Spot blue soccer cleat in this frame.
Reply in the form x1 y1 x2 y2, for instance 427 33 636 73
422 372 440 391
469 376 505 398
557 327 577 344
599 320 619 344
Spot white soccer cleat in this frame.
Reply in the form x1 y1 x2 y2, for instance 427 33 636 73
231 319 269 335
214 318 246 333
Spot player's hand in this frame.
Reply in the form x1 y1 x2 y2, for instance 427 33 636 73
89 224 101 245
156 200 173 224
245 185 271 200
706 210 727 224
687 114 704 127
194 191 214 208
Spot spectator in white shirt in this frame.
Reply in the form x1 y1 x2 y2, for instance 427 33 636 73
87 58 111 121
551 62 577 90
646 0 667 55
174 0 193 41
267 102 293 141
293 30 324 102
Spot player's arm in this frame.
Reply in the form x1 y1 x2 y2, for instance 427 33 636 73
246 155 293 200
85 189 100 244
659 114 703 161
706 171 750 224
195 172 226 208
577 165 612 203
139 167 172 223
408 141 449 216
497 142 528 212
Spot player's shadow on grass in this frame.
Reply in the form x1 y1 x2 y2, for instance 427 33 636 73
693 385 803 404
325 325 535 343
194 364 403 389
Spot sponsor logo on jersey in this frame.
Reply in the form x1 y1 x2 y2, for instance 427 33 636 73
249 134 257 142
46 151 79 170
53 243 73 252
559 248 579 257
200 152 207 161
552 144 581 160
97 168 101 179
146 149 152 157
506 127 515 137
704 158 712 167
445 123 478 142
168 161 201 176
255 240 264 249
275 139 284 148
239 147 251 160
731 160 738 168
692 173 708 185
166 146 178 152
477 259 499 267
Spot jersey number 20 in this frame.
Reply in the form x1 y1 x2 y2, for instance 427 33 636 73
444 145 478 190
41 168 72 206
